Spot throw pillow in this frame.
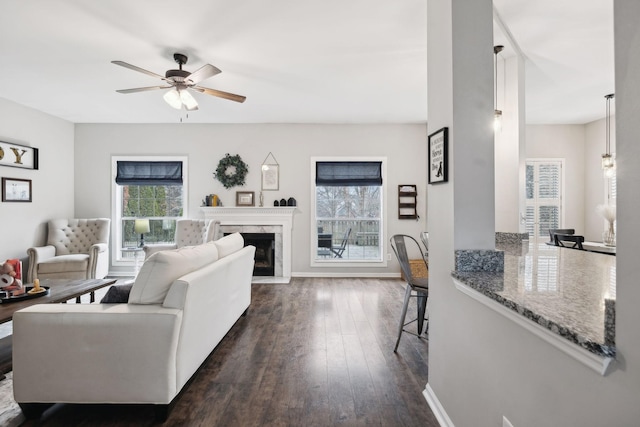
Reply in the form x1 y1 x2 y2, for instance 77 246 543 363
100 283 133 303
215 232 245 258
128 242 219 305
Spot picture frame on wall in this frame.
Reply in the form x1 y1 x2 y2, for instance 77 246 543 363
428 127 448 184
236 191 255 207
2 177 32 202
261 164 279 190
0 141 39 170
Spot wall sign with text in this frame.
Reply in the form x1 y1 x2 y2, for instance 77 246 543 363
0 141 39 170
428 127 448 184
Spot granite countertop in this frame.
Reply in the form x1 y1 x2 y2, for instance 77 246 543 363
452 241 616 358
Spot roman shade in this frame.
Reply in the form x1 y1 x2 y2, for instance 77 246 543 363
116 161 183 186
315 161 382 186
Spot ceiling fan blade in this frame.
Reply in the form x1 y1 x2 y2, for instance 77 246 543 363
193 86 246 103
116 86 172 94
187 64 221 84
111 61 167 80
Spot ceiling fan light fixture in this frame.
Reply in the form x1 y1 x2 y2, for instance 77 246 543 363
163 89 182 110
180 89 199 111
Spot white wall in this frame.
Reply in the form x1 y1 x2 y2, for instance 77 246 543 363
0 97 74 266
426 0 638 425
526 124 586 235
74 123 428 275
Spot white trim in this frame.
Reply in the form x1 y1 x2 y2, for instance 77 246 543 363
424 383 454 427
309 156 388 267
453 278 614 376
293 272 399 278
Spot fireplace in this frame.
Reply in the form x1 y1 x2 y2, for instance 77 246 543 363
201 206 296 284
228 232 275 276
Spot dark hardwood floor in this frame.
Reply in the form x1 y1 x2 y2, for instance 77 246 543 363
21 278 438 426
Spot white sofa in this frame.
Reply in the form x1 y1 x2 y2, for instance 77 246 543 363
13 232 255 421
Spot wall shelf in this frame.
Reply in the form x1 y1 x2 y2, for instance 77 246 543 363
398 184 418 219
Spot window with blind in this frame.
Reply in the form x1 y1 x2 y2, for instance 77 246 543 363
524 160 563 244
112 157 188 265
313 159 385 263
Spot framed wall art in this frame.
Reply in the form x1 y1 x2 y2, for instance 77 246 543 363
2 177 32 202
236 191 255 207
0 141 39 170
261 152 280 191
428 127 448 184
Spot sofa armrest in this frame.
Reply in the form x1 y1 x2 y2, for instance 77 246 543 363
26 245 56 282
143 244 178 260
13 304 183 404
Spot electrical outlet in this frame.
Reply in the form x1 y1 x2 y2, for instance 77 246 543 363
503 416 514 427
387 253 392 260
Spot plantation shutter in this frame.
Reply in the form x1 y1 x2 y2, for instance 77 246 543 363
525 160 562 242
116 161 183 186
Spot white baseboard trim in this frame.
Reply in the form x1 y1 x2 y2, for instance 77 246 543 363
424 383 454 427
292 272 400 278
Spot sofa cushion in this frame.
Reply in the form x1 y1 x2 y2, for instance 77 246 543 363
214 232 244 258
100 283 133 303
37 254 89 274
129 243 219 305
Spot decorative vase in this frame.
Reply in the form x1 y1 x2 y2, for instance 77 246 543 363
602 223 616 247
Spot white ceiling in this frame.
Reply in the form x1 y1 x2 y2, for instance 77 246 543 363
0 0 613 125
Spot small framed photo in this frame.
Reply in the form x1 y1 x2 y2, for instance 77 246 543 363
261 164 279 191
428 127 448 184
2 177 32 202
236 191 255 206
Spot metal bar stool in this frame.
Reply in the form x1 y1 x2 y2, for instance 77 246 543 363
390 234 429 352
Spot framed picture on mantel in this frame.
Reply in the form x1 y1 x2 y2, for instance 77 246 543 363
428 127 448 184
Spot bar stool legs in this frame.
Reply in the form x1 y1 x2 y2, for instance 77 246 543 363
394 284 429 352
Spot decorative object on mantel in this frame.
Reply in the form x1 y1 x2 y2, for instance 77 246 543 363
428 127 448 184
1 177 32 202
261 152 279 191
596 203 616 246
203 194 221 206
279 198 287 207
287 197 296 207
214 153 248 189
274 199 280 206
0 141 39 170
236 191 255 207
602 93 615 178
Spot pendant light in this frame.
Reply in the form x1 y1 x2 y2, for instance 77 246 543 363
493 45 504 131
602 93 615 178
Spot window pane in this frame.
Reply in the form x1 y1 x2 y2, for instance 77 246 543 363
121 184 183 248
315 184 382 261
526 164 534 199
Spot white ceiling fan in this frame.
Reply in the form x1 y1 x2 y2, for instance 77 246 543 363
112 53 246 111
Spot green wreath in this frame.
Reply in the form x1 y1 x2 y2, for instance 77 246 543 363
214 153 248 189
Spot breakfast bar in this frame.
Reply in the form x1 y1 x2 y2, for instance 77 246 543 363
452 240 616 375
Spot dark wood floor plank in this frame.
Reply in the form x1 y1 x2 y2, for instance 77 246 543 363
22 277 438 426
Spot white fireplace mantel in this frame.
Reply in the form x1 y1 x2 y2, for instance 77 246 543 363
200 207 296 282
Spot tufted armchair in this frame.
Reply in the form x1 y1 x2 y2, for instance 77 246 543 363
27 218 111 283
143 219 219 260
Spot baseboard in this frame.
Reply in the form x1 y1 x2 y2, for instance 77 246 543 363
423 383 454 427
292 272 400 278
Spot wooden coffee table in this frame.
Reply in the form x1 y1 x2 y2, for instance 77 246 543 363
0 278 117 375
